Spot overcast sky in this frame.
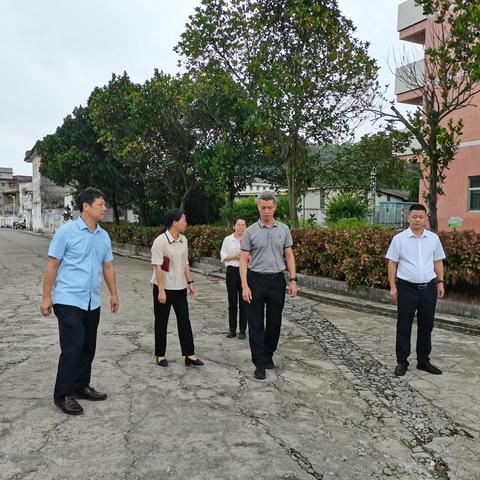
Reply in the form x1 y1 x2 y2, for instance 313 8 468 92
1 0 408 176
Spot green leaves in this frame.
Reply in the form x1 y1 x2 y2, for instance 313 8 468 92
177 0 379 226
383 0 480 231
318 130 410 197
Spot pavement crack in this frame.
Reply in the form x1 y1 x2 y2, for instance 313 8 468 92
283 298 473 479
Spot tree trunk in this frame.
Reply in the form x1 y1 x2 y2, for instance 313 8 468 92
225 183 235 228
286 155 298 228
112 198 120 224
137 193 150 226
427 157 439 232
111 180 120 224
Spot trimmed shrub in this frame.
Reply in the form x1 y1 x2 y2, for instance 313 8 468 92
188 226 230 260
325 193 368 226
101 222 161 247
328 217 371 230
219 195 290 225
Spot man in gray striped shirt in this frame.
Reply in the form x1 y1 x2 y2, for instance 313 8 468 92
240 192 298 380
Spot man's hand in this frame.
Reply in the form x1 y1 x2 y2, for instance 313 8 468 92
188 283 196 298
390 286 398 303
242 285 252 303
158 288 167 304
40 297 53 316
436 283 445 299
288 281 298 298
110 294 120 313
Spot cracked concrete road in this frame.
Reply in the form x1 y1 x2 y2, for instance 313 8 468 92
1 229 479 480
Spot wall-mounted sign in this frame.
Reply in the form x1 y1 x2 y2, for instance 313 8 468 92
447 216 463 228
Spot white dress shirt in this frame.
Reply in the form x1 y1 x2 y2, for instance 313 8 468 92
385 227 446 283
151 231 189 290
220 233 242 267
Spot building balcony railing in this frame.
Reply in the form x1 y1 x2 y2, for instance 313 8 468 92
395 59 425 94
398 0 427 32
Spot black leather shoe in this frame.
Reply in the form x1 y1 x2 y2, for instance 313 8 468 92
54 395 84 415
185 356 204 366
254 367 266 380
75 385 107 401
156 357 168 367
237 331 246 340
417 362 442 375
226 330 236 338
394 363 408 376
264 360 275 369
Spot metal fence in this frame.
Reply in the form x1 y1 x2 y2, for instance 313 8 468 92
372 202 416 228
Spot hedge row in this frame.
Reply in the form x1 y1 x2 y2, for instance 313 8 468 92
101 223 480 289
294 229 480 288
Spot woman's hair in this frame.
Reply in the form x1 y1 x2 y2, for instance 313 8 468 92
161 208 185 233
233 217 247 226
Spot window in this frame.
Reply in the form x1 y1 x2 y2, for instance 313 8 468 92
468 176 480 211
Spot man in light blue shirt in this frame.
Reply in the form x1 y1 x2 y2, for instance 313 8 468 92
386 203 445 377
40 188 119 415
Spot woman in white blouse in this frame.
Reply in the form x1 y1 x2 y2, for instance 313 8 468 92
151 209 203 367
220 218 248 339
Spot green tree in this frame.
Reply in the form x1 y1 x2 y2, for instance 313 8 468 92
88 73 156 224
318 131 410 199
176 0 379 227
373 0 480 231
37 106 129 222
325 193 368 226
188 68 262 227
89 71 205 224
140 71 203 211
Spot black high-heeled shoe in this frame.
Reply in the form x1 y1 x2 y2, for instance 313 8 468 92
185 356 204 366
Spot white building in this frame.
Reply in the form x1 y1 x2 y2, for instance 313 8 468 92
24 144 71 233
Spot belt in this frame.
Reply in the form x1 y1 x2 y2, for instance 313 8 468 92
398 278 436 290
249 270 284 279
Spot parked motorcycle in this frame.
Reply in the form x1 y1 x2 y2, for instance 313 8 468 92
13 219 26 230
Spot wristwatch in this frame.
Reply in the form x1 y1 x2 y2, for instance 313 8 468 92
436 280 444 284
187 280 194 285
290 277 297 282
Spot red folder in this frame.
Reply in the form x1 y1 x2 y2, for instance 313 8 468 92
161 256 170 272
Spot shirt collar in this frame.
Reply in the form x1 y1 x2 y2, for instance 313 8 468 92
258 219 278 228
407 227 427 238
77 216 101 233
165 230 183 244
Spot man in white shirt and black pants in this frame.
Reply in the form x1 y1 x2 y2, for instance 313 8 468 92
385 204 446 377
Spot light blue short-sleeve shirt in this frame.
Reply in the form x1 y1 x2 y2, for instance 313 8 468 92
48 217 114 310
385 227 446 283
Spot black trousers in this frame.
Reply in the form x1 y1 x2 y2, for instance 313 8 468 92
153 285 195 357
226 266 248 333
247 270 286 367
396 279 437 364
53 303 101 398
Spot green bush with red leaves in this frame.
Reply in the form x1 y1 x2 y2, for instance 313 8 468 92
102 222 480 289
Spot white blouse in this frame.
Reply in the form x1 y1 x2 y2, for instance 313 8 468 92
151 231 189 290
220 233 242 267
